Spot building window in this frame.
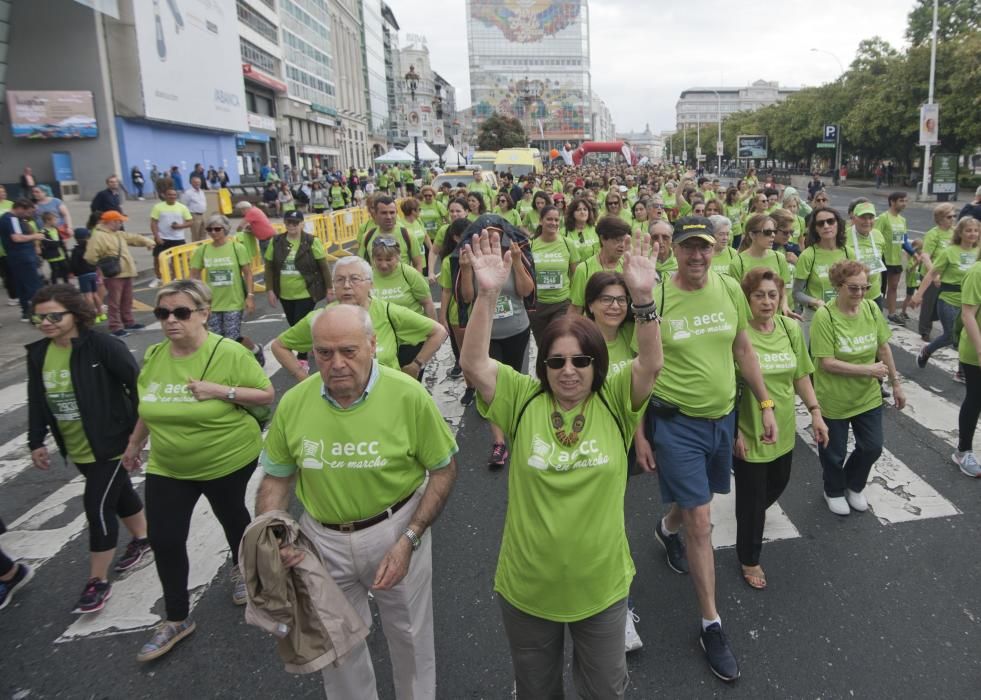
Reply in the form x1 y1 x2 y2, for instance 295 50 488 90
237 0 279 44
240 38 278 75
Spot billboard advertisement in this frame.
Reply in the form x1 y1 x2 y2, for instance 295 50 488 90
737 135 768 159
919 103 939 146
7 91 98 139
132 0 247 133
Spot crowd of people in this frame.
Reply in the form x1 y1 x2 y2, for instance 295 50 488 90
1 160 980 698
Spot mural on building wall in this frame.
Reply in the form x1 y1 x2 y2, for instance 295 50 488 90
471 1 581 43
473 76 587 139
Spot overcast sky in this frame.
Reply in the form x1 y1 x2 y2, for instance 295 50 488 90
385 0 912 135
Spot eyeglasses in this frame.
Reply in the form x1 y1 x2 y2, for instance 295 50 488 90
544 354 594 370
597 294 628 307
778 228 795 236
31 311 71 325
843 284 872 294
371 238 400 249
205 226 225 233
606 199 621 205
751 229 777 236
153 306 202 320
334 275 368 286
816 218 837 227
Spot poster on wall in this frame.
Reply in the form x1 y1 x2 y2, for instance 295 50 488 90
737 135 768 159
7 91 98 139
132 0 247 133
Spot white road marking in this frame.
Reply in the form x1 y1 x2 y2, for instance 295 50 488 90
0 432 36 486
794 406 960 525
0 381 27 417
710 491 800 549
895 373 980 453
889 324 960 375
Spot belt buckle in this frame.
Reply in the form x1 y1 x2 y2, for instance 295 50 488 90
338 522 356 533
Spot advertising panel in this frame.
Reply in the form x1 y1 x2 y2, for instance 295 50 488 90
737 135 768 159
132 0 247 132
8 91 98 139
931 153 958 195
919 103 939 147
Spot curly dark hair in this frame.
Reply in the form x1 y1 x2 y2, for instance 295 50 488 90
31 284 97 330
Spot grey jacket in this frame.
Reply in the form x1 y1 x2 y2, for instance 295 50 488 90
239 511 369 674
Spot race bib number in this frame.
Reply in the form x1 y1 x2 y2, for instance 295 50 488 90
536 269 562 290
282 254 299 275
960 253 975 271
823 288 838 303
862 252 886 274
48 392 80 422
493 295 515 320
892 230 905 244
208 269 233 287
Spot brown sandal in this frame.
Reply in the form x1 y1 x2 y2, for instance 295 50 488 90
741 567 767 590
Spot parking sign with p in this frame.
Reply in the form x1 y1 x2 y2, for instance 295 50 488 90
823 124 838 142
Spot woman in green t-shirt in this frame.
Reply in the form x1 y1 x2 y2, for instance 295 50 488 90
916 203 958 339
461 229 663 697
793 207 848 339
190 213 264 366
428 197 469 282
27 284 149 615
955 256 981 476
733 268 828 589
493 192 523 229
911 217 981 377
437 219 471 382
732 214 794 318
630 199 650 236
530 205 578 345
466 192 487 221
810 260 906 517
708 214 736 276
563 197 598 261
122 279 274 662
522 191 551 231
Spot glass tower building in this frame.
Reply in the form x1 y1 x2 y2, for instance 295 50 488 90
466 0 591 144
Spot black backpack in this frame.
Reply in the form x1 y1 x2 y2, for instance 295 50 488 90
450 214 537 328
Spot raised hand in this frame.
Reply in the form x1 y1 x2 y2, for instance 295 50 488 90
620 233 658 305
464 229 512 297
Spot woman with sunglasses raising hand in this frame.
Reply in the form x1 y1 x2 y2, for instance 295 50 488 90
27 284 150 615
460 229 662 698
122 279 274 662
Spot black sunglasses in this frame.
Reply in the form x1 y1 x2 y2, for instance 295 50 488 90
205 226 226 232
31 311 71 325
153 306 201 321
544 354 594 370
816 218 837 226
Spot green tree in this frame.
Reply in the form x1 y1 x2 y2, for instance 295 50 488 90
906 0 981 46
477 113 527 150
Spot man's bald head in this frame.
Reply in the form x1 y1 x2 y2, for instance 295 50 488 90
312 305 376 403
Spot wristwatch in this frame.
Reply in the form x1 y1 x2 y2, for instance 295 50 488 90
759 399 775 410
226 386 237 401
402 527 421 551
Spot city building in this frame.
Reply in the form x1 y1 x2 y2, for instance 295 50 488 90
590 91 615 142
617 124 664 163
675 79 799 130
329 0 370 171
381 2 402 148
360 0 389 159
466 0 592 148
433 72 459 148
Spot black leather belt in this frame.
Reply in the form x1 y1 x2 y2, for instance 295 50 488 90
319 493 413 532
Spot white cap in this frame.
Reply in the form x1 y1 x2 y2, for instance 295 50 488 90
235 200 252 209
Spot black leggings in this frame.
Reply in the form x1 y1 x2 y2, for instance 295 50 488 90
733 452 793 567
489 326 531 373
146 459 257 621
0 518 12 577
280 297 316 361
959 364 981 452
75 459 144 552
47 259 71 284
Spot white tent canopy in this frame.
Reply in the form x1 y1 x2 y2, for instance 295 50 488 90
440 144 466 167
404 140 440 162
374 148 413 164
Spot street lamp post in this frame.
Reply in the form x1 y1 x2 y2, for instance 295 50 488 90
405 65 421 177
433 82 444 169
710 89 722 177
921 0 939 200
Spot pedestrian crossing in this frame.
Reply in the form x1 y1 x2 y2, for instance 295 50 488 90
0 328 975 644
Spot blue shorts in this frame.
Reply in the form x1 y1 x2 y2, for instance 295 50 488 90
77 272 98 294
650 409 736 509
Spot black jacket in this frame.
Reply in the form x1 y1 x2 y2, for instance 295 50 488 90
27 330 140 463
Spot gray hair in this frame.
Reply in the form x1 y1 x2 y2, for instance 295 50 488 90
156 278 212 308
235 200 253 210
333 256 372 280
204 213 231 231
313 304 375 339
708 214 731 231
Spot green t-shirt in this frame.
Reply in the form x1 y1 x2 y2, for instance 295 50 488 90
437 260 460 325
138 334 270 479
43 344 95 463
737 318 813 462
606 325 636 377
522 210 541 231
418 201 447 234
372 262 431 315
795 246 847 304
469 181 494 200
653 272 749 418
563 226 598 261
191 240 251 312
264 236 327 300
656 254 678 278
958 261 981 367
875 212 907 266
358 227 424 266
261 365 458 523
933 244 978 307
531 236 578 304
43 228 66 262
922 226 953 261
277 297 435 369
724 204 744 235
496 208 523 229
404 218 427 251
477 363 642 622
809 300 891 420
711 247 736 277
570 255 623 308
846 227 886 300
905 255 925 290
729 249 790 284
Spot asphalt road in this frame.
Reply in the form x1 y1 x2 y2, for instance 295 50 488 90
1 185 979 698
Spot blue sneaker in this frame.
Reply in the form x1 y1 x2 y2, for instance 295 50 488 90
700 622 740 681
0 562 35 610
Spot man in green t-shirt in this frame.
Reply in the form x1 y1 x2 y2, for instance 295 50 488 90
358 196 424 272
847 202 887 306
649 216 777 683
256 304 458 698
874 191 909 322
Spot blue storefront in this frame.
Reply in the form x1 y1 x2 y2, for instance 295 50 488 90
115 118 241 188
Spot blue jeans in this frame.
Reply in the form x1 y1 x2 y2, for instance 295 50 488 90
818 406 883 497
924 298 958 359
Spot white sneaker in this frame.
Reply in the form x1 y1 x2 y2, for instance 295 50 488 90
952 451 981 478
845 489 869 512
6 299 19 306
824 493 850 516
148 278 161 289
625 608 643 652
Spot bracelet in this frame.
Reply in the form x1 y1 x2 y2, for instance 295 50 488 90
806 404 820 413
402 527 421 551
631 301 660 324
412 357 425 369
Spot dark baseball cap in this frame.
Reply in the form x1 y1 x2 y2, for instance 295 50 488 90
284 210 304 223
673 215 715 245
